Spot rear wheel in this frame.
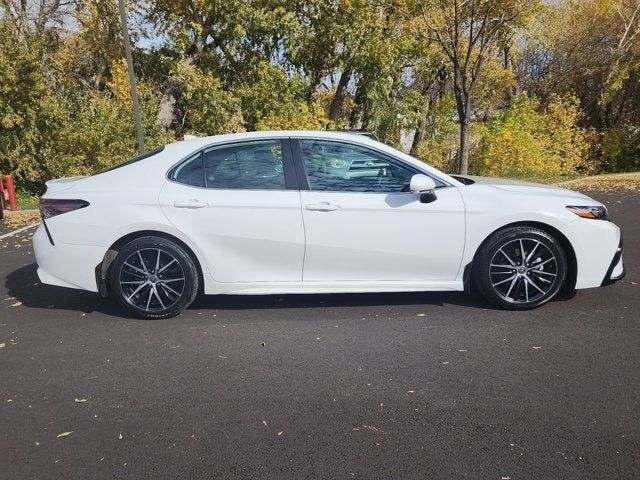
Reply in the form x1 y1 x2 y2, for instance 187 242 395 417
109 236 199 319
474 227 568 310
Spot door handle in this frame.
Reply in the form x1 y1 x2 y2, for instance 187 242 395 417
305 202 340 212
173 200 209 209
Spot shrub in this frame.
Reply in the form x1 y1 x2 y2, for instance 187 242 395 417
601 126 640 172
476 94 595 179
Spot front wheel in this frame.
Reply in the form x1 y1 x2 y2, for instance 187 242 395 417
109 236 199 319
474 227 568 310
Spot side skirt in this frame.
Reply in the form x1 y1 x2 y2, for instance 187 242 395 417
203 280 464 296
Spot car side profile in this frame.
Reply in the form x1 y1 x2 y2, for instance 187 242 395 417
33 131 625 319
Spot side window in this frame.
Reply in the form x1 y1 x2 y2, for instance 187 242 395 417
299 140 430 193
204 140 286 190
169 152 205 187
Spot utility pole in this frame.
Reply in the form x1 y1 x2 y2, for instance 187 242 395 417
118 0 145 154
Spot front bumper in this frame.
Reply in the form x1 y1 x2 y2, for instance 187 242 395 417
602 235 625 286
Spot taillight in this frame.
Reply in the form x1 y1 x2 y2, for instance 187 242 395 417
39 199 89 219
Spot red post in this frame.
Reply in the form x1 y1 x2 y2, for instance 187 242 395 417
4 175 17 211
0 176 5 214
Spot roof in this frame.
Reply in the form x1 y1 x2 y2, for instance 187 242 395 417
176 130 380 149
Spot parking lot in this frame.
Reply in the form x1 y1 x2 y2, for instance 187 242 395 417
1 190 638 479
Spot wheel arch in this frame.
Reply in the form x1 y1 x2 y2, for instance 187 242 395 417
95 230 206 297
464 221 577 294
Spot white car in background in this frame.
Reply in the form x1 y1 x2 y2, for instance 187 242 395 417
33 131 625 319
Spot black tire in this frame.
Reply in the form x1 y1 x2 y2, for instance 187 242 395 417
473 227 568 310
109 236 199 319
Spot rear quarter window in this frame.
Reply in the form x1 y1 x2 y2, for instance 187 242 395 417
98 147 166 174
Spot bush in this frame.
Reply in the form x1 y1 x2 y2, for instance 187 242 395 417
476 94 595 179
0 41 171 190
601 126 640 172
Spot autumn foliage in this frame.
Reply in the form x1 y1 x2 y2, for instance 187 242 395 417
0 0 639 194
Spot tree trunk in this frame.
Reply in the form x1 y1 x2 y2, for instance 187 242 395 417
349 82 367 130
454 87 472 175
156 40 203 134
459 117 471 175
410 100 430 156
156 82 179 133
437 67 447 101
329 67 352 122
308 68 326 102
410 118 425 157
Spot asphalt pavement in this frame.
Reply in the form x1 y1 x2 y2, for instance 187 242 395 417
1 190 638 479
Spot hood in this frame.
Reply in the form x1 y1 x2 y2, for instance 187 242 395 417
453 175 595 202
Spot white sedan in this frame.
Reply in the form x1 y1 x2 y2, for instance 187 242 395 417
33 131 625 318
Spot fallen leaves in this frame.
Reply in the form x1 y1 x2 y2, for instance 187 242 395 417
56 431 73 438
74 398 88 403
2 210 41 229
557 173 640 192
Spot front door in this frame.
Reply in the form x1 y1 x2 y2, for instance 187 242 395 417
295 138 466 282
159 139 305 283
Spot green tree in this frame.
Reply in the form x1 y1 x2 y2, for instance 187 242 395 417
405 0 538 173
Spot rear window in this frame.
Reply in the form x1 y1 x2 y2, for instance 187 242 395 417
98 146 165 174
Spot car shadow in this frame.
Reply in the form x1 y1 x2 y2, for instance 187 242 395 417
5 263 125 316
6 263 499 319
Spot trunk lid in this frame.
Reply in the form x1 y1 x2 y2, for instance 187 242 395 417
44 176 86 194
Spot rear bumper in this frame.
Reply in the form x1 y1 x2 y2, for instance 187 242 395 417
602 235 625 286
33 224 104 292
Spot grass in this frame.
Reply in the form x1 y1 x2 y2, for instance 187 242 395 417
15 189 40 210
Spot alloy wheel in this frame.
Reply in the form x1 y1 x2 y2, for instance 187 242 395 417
118 248 186 313
488 238 559 304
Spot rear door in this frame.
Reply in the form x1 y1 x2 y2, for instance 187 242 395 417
294 138 466 282
159 138 305 283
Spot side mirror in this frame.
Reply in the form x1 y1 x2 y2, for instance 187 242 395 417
410 174 436 193
409 174 438 203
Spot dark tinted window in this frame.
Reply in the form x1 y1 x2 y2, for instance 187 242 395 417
203 140 285 190
99 146 165 174
300 140 431 193
170 152 205 187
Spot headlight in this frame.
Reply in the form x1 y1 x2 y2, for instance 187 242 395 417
566 205 608 220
